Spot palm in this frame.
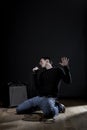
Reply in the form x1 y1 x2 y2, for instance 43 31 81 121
59 57 69 66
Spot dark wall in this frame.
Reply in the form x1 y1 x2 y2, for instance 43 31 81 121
1 0 87 98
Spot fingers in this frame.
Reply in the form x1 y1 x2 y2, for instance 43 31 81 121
59 57 69 66
61 57 69 61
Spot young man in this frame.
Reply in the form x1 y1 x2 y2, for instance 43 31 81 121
16 57 72 119
33 57 71 97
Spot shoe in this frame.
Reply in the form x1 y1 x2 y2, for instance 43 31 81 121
58 103 65 113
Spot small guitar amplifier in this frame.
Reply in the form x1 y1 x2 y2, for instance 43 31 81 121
9 85 28 107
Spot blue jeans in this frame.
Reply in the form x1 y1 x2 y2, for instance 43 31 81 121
16 96 62 118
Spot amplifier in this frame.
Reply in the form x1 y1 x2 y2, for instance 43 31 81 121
9 85 28 107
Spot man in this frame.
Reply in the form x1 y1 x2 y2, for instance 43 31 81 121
16 57 72 119
33 57 71 97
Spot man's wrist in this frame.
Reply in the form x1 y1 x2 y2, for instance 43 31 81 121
62 65 70 70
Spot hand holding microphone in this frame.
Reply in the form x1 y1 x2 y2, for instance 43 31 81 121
32 67 39 72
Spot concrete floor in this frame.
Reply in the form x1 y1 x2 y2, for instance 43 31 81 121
0 100 87 130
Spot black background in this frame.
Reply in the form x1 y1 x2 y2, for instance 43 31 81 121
1 0 87 98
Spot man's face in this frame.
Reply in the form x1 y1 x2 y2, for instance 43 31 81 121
39 58 46 68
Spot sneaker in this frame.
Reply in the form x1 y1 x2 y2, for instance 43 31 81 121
58 103 65 113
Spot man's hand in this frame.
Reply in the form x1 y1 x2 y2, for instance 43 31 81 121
59 57 69 66
32 67 39 72
45 62 53 70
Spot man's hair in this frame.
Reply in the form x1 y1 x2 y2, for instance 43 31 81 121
41 56 53 65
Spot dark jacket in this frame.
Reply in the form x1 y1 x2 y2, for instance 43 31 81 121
32 66 72 97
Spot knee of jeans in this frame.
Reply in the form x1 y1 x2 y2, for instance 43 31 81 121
50 110 55 118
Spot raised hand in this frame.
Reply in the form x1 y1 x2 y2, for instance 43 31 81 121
59 57 69 66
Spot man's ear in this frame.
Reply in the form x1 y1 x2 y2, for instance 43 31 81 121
46 59 49 63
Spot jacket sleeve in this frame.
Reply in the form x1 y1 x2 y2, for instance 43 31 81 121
32 68 46 90
59 66 72 84
32 70 40 89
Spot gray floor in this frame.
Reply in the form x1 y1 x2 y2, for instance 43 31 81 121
0 100 87 130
